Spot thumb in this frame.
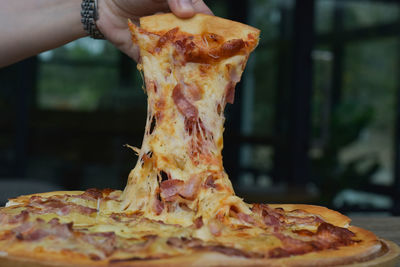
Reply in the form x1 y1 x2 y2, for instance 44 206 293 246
167 0 196 18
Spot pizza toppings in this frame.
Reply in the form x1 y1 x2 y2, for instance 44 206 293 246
14 218 73 241
27 196 97 215
179 175 202 200
80 231 117 257
0 210 29 224
0 14 381 266
172 83 198 122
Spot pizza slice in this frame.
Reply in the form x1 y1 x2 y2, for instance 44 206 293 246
0 13 398 267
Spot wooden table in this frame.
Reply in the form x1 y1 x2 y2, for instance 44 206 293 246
350 217 400 246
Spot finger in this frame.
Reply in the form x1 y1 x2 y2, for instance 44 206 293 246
167 0 195 18
192 0 213 15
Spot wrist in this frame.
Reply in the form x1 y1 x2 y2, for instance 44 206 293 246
81 0 105 39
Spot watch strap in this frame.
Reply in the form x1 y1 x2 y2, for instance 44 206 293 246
81 0 105 39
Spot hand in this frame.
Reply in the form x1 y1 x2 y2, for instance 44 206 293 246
97 0 213 61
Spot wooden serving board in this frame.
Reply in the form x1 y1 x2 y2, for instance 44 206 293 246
341 239 400 267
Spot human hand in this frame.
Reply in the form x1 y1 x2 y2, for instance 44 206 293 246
97 0 213 61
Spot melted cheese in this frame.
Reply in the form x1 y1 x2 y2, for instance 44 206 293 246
121 17 259 234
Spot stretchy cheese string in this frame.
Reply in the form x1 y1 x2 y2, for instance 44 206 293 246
121 21 258 229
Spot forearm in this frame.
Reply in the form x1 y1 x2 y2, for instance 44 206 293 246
0 0 86 67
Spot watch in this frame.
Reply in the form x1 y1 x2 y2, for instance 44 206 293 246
81 0 105 39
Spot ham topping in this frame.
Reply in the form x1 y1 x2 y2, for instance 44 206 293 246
316 222 356 245
270 223 358 258
251 204 282 229
204 175 223 191
153 196 165 215
172 83 198 121
224 63 241 104
14 218 73 241
80 231 117 256
208 219 223 236
193 216 204 229
160 180 184 201
160 176 202 202
28 197 97 216
179 175 202 200
75 188 116 201
0 210 29 224
237 212 255 225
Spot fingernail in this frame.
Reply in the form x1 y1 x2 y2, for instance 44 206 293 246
178 0 194 12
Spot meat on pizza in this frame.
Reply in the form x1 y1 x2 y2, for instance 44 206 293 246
0 13 394 267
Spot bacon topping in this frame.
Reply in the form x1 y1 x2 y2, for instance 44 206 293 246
14 218 73 241
160 176 202 202
251 204 282 230
172 83 198 121
270 223 358 258
28 197 97 215
194 216 204 229
208 219 223 236
154 195 164 215
81 231 117 256
186 83 203 101
76 188 116 201
316 222 356 245
78 188 104 200
225 64 241 104
237 212 255 225
204 175 223 191
225 81 236 104
0 210 29 224
204 175 216 188
179 175 202 200
160 179 184 201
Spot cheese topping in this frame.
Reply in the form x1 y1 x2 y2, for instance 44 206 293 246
121 16 259 233
0 14 364 263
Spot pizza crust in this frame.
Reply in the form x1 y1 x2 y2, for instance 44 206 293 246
6 191 85 207
0 239 397 267
139 13 260 41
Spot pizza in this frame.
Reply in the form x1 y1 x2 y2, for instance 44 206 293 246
0 13 398 267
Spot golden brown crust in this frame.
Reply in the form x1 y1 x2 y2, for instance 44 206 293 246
0 249 103 267
139 13 260 41
1 239 398 267
6 191 84 206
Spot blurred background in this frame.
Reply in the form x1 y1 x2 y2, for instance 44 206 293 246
0 0 399 216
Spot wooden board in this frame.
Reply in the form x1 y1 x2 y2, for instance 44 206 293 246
340 239 400 267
